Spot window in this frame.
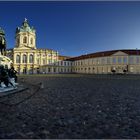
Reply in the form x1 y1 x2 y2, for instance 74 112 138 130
107 57 110 64
78 61 80 66
29 67 33 74
48 59 52 64
53 68 56 73
43 59 45 65
37 58 39 64
30 38 33 45
17 38 19 45
129 56 134 64
113 57 116 64
48 54 51 57
48 68 51 72
97 59 99 64
23 67 27 74
23 37 27 43
29 54 34 63
136 56 139 64
118 57 122 64
123 57 127 64
92 59 94 64
101 58 105 64
16 55 20 63
22 54 27 63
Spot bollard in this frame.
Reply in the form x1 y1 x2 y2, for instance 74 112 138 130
40 82 44 89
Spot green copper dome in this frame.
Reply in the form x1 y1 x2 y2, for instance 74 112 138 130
0 27 5 35
16 18 36 34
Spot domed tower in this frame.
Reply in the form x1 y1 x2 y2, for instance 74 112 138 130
15 18 36 49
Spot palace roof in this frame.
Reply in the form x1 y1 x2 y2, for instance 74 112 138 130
66 49 140 61
16 18 35 33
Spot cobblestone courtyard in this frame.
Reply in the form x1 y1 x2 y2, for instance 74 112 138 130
1 74 140 138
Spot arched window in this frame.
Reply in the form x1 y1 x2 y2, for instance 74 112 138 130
22 54 27 63
43 59 45 65
37 58 39 64
16 55 20 63
23 67 27 74
30 38 33 45
29 54 34 63
17 38 19 45
23 37 27 43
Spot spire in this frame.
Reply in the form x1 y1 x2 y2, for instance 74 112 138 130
22 18 29 27
24 18 27 22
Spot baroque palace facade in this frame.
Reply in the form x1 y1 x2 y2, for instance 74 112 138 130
68 50 140 74
6 19 140 74
7 19 59 74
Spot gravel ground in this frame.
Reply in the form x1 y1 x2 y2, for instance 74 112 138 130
0 74 140 139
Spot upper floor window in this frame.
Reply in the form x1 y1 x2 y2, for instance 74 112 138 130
107 57 110 64
29 54 34 63
113 57 116 64
118 57 122 64
101 58 105 64
123 57 127 64
23 37 27 43
22 54 27 63
37 58 39 64
17 38 19 45
136 56 140 64
96 59 99 64
16 55 20 63
78 61 80 66
48 59 52 64
43 59 45 65
30 38 33 45
129 56 134 64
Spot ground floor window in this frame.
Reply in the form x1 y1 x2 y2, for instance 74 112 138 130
23 67 27 74
53 68 56 73
29 68 33 74
37 68 40 74
48 68 51 73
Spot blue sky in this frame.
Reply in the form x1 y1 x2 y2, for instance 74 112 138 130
0 1 140 56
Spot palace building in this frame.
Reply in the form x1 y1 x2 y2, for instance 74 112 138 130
6 19 140 74
67 49 140 74
7 19 59 74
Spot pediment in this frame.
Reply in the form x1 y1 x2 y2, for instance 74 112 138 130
112 51 128 56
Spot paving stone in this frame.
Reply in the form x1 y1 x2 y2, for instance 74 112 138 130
1 75 140 138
